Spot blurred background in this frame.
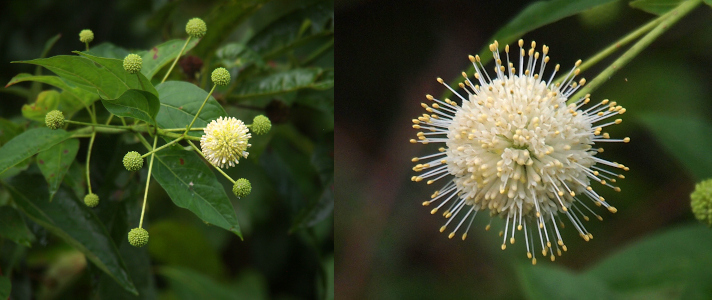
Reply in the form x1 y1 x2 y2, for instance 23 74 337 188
336 0 712 299
1 0 333 299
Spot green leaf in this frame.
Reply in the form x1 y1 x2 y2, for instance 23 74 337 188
5 73 99 115
147 220 225 278
230 68 333 100
16 52 157 100
158 266 248 300
21 90 60 122
101 89 160 126
215 42 266 70
3 173 138 295
86 42 131 60
518 264 619 300
137 38 200 80
630 0 686 15
247 1 334 59
0 274 9 300
444 0 617 98
637 114 712 179
0 127 73 176
292 133 333 230
705 0 712 8
191 1 264 59
0 206 35 247
586 225 712 299
319 256 334 300
155 81 227 137
36 138 80 201
151 147 242 238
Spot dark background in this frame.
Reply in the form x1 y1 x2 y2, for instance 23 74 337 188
336 0 712 299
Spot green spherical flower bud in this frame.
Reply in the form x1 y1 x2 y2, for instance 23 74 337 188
211 67 231 86
45 110 65 130
123 151 143 172
123 54 143 74
84 193 99 207
79 29 94 43
186 18 207 38
251 115 271 135
128 228 149 247
233 178 251 198
691 179 712 227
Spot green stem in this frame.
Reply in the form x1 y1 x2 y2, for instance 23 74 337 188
141 136 183 158
86 131 96 194
161 37 192 84
187 140 236 184
556 14 666 84
105 114 114 125
569 0 702 102
85 42 89 52
65 120 139 130
162 128 204 132
184 85 216 133
139 135 158 229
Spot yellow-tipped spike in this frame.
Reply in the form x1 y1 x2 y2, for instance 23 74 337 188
439 225 446 233
510 237 515 244
608 206 618 213
448 232 455 239
431 208 438 214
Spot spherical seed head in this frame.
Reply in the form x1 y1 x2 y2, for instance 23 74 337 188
185 18 207 38
233 178 252 198
123 151 144 172
211 67 231 86
128 228 149 247
123 54 143 74
251 115 271 135
84 193 99 207
691 179 712 227
79 29 94 43
45 110 65 130
200 117 252 169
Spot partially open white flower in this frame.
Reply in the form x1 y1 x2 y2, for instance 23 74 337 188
411 40 629 264
201 116 251 169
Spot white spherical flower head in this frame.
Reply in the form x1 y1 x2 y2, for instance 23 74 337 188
411 40 629 264
201 117 252 169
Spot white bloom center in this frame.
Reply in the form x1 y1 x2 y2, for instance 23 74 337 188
200 116 251 169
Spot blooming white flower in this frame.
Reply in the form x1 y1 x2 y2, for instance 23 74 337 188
411 40 629 264
201 116 251 169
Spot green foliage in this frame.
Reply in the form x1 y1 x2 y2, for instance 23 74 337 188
152 147 242 239
3 173 137 295
37 138 79 201
630 0 687 15
0 1 332 298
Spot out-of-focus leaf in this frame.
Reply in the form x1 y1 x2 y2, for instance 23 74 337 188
147 220 224 278
0 206 35 247
0 117 23 146
3 173 138 295
146 0 179 29
630 0 686 15
152 147 242 239
311 132 333 185
158 266 243 300
586 225 712 299
155 81 227 137
518 264 619 300
6 73 99 115
62 160 85 200
215 42 266 70
0 274 9 299
230 68 333 100
291 132 333 230
319 255 334 300
86 42 131 60
0 128 73 175
36 138 79 201
136 38 199 80
705 0 712 8
191 1 264 59
101 89 160 126
36 250 86 299
21 90 60 122
247 1 334 59
30 33 62 101
444 0 617 98
16 52 157 100
638 114 712 179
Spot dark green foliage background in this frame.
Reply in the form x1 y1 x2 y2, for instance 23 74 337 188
0 0 333 299
336 0 712 299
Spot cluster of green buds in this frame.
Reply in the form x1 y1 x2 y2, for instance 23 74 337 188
691 179 712 227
